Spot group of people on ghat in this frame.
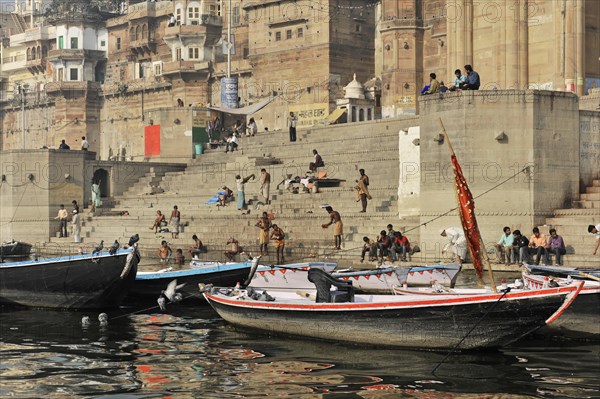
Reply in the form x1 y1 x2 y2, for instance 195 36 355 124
493 226 568 266
440 225 564 266
422 64 481 95
360 224 414 264
478 224 600 266
53 200 81 243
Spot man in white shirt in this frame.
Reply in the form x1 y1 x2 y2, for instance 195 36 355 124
588 224 600 255
224 134 238 153
81 136 89 151
440 227 467 265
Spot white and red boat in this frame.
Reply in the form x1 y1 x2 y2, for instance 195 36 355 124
203 268 583 350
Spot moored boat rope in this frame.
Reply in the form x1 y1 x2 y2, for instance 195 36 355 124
432 288 511 374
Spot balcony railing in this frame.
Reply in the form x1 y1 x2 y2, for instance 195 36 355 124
25 57 47 73
128 0 172 19
164 17 223 38
162 60 210 75
47 49 106 61
129 34 157 54
45 81 101 94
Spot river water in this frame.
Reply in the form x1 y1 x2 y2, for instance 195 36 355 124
1 270 599 398
1 301 599 398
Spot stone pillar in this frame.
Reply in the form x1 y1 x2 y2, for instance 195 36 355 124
447 0 465 76
505 1 519 89
449 0 473 72
564 1 576 92
465 0 473 65
456 0 466 67
518 0 529 89
575 0 585 95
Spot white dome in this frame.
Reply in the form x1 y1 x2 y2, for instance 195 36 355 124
344 73 365 99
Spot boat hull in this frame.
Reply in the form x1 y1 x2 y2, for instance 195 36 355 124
0 250 138 310
522 271 600 338
131 261 252 300
0 241 32 261
205 287 578 350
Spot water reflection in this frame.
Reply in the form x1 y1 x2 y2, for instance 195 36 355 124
0 306 598 398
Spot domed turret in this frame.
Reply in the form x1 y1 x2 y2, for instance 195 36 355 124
344 73 365 99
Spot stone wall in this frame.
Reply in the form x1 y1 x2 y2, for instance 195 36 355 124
417 90 581 259
0 149 185 243
579 110 600 187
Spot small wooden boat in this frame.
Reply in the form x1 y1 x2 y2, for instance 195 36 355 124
131 259 253 301
0 240 32 262
203 269 583 350
525 264 600 279
248 263 461 293
522 270 600 338
0 247 139 310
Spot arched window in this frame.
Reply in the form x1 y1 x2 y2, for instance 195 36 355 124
142 24 147 40
359 108 365 122
31 47 36 60
130 27 135 41
135 26 141 41
37 46 41 59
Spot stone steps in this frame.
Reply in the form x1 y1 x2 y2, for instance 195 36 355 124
537 180 600 265
585 186 600 194
571 200 600 209
580 193 600 201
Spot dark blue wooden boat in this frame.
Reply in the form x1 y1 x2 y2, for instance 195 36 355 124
0 240 32 262
0 248 139 310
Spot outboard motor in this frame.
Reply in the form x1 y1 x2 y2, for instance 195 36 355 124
308 268 355 303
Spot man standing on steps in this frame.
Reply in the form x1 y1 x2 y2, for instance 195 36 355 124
321 206 343 250
54 204 68 237
260 168 271 204
288 112 297 142
256 211 272 256
270 224 285 264
588 224 600 255
355 168 371 213
169 205 181 239
235 174 255 212
72 210 81 243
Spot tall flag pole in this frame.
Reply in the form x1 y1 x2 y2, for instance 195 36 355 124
438 118 497 292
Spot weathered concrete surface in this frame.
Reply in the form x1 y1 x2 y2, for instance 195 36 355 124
0 149 185 243
418 90 582 259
